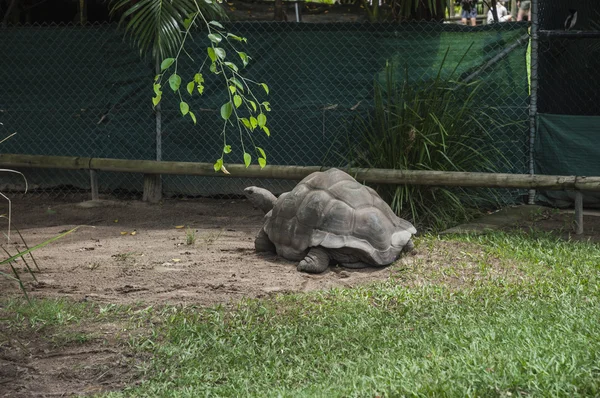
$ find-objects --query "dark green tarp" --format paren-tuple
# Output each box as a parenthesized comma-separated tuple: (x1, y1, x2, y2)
(535, 113, 600, 208)
(0, 22, 529, 196)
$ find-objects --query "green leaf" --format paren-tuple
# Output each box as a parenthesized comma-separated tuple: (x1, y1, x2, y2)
(250, 116, 258, 129)
(238, 52, 249, 67)
(153, 83, 162, 95)
(233, 95, 242, 108)
(220, 102, 233, 120)
(229, 85, 236, 94)
(241, 118, 252, 129)
(249, 101, 257, 112)
(197, 83, 205, 95)
(194, 73, 204, 83)
(256, 147, 266, 159)
(208, 33, 222, 43)
(257, 113, 267, 127)
(214, 158, 223, 172)
(209, 20, 224, 29)
(180, 101, 189, 116)
(152, 94, 161, 107)
(262, 125, 271, 136)
(262, 101, 271, 111)
(230, 78, 244, 92)
(183, 16, 193, 30)
(168, 74, 181, 92)
(258, 157, 266, 168)
(187, 81, 195, 95)
(161, 58, 175, 71)
(227, 33, 246, 42)
(189, 111, 197, 125)
(243, 152, 251, 168)
(214, 47, 226, 60)
(224, 62, 238, 72)
(209, 63, 217, 73)
(223, 145, 232, 154)
(260, 83, 269, 95)
(207, 47, 216, 62)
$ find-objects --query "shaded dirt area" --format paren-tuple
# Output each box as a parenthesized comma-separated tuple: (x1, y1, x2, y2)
(0, 195, 413, 306)
(2, 197, 599, 307)
(0, 319, 144, 397)
(1, 196, 599, 397)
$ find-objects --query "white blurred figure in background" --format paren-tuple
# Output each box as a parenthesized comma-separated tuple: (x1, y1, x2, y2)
(487, 1, 512, 24)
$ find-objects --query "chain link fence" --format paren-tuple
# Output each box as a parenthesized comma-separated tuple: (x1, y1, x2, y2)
(533, 0, 600, 207)
(0, 20, 530, 201)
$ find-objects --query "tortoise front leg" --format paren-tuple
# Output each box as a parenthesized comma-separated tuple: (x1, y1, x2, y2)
(297, 247, 330, 274)
(255, 229, 276, 253)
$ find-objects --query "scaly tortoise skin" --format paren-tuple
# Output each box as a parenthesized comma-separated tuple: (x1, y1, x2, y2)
(244, 168, 416, 274)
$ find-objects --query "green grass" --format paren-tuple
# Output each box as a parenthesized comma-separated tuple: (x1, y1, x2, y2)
(3, 231, 600, 397)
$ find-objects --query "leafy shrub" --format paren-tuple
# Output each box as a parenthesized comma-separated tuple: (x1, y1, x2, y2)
(341, 52, 507, 231)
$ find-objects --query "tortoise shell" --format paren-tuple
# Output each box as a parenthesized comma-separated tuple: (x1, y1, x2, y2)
(262, 168, 416, 265)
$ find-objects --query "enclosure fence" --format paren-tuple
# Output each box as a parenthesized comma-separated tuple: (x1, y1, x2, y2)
(532, 0, 600, 208)
(1, 20, 531, 200)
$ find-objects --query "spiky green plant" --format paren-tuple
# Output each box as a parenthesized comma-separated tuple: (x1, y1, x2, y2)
(0, 227, 78, 302)
(0, 132, 79, 301)
(345, 50, 507, 231)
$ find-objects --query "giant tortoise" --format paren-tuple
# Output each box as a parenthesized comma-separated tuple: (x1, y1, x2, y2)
(244, 168, 416, 273)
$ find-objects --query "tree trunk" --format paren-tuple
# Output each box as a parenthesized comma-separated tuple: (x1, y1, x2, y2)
(274, 0, 287, 21)
(2, 0, 19, 27)
(490, 0, 499, 23)
(412, 0, 445, 21)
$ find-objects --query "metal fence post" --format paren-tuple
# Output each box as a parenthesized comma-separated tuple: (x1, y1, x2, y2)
(143, 59, 163, 203)
(527, 0, 539, 205)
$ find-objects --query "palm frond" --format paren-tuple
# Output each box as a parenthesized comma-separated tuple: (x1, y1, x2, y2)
(110, 0, 227, 60)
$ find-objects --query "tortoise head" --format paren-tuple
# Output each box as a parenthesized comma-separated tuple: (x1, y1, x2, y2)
(244, 186, 277, 214)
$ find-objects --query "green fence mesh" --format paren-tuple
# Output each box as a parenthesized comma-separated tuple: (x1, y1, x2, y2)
(0, 21, 530, 199)
(534, 0, 600, 207)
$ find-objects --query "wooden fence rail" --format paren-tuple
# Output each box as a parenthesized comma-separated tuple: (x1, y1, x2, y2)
(1, 153, 599, 191)
(0, 153, 591, 234)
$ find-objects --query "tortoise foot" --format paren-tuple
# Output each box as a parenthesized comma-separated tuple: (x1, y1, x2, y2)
(297, 247, 330, 274)
(255, 229, 276, 253)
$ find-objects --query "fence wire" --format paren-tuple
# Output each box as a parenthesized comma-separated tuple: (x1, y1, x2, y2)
(532, 0, 600, 207)
(0, 20, 530, 202)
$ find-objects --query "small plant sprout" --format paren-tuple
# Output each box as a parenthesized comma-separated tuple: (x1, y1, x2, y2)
(185, 227, 197, 246)
(202, 229, 223, 245)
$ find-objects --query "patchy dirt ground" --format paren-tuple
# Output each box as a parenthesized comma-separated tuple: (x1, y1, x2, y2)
(0, 195, 418, 306)
(1, 195, 599, 397)
(1, 196, 599, 305)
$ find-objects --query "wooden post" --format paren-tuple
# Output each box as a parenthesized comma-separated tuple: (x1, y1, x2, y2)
(89, 170, 99, 201)
(143, 174, 162, 203)
(574, 191, 583, 235)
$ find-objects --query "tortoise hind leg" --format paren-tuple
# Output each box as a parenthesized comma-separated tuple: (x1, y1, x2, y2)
(255, 229, 276, 253)
(297, 247, 330, 274)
